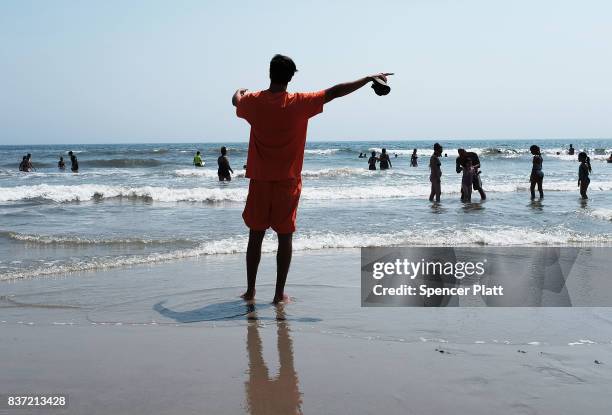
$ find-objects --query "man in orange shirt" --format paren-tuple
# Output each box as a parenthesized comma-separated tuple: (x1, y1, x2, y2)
(233, 54, 391, 304)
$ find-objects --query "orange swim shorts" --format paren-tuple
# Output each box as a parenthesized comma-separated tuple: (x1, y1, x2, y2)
(242, 177, 302, 234)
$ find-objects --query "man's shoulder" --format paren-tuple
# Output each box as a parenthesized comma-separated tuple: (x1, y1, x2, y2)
(243, 90, 265, 100)
(290, 90, 326, 100)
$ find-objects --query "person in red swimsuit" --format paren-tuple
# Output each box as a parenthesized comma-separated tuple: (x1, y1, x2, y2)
(233, 54, 391, 303)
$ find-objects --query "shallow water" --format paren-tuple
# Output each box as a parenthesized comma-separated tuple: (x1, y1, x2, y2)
(1, 139, 611, 280)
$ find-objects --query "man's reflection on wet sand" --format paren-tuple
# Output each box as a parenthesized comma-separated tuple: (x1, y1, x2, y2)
(245, 306, 302, 415)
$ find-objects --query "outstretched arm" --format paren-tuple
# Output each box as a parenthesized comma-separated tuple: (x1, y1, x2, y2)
(324, 73, 393, 103)
(232, 88, 248, 107)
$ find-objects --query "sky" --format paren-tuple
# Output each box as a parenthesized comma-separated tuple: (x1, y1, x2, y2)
(0, 0, 611, 144)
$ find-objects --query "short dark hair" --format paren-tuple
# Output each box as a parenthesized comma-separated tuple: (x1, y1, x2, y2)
(220, 146, 227, 156)
(269, 54, 297, 84)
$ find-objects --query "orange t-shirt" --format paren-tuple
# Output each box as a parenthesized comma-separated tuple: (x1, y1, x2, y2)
(236, 90, 325, 181)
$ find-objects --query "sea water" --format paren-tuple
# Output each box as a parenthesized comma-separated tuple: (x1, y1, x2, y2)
(1, 139, 611, 281)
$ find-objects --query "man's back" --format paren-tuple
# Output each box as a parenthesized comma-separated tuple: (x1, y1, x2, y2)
(237, 90, 325, 181)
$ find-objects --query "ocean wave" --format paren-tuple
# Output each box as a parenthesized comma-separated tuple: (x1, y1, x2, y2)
(84, 158, 164, 168)
(589, 209, 612, 222)
(173, 169, 246, 178)
(1, 162, 56, 169)
(304, 149, 341, 155)
(2, 227, 611, 281)
(2, 181, 612, 203)
(0, 184, 247, 203)
(0, 231, 193, 247)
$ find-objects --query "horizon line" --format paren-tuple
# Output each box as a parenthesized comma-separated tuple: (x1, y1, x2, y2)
(1, 137, 611, 147)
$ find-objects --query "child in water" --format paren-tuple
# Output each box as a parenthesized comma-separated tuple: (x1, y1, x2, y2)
(461, 159, 474, 202)
(529, 145, 544, 199)
(577, 152, 591, 199)
(367, 151, 378, 170)
(58, 156, 65, 170)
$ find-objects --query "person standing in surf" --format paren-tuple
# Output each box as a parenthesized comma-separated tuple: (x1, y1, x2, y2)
(233, 53, 391, 303)
(410, 149, 418, 167)
(68, 151, 79, 173)
(217, 146, 234, 181)
(379, 148, 392, 170)
(193, 151, 204, 167)
(367, 151, 378, 170)
(577, 152, 591, 199)
(461, 159, 475, 203)
(456, 149, 486, 200)
(429, 143, 443, 203)
(529, 145, 544, 200)
(18, 156, 28, 172)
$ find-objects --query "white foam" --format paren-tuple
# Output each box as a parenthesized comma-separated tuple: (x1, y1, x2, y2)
(0, 231, 189, 246)
(304, 149, 340, 155)
(589, 209, 612, 221)
(2, 180, 612, 204)
(173, 169, 246, 178)
(2, 226, 610, 281)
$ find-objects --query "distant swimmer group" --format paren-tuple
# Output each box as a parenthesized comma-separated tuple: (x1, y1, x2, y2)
(367, 148, 393, 171)
(362, 141, 601, 203)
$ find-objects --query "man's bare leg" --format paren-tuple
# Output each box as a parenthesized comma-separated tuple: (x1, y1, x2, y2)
(242, 230, 265, 301)
(273, 233, 293, 304)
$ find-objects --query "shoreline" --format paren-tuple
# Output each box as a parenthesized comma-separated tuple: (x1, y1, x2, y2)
(2, 250, 612, 414)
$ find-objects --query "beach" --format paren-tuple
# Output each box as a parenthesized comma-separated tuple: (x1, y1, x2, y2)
(2, 139, 612, 413)
(2, 249, 612, 414)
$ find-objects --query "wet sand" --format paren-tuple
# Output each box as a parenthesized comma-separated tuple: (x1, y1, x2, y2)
(2, 250, 612, 414)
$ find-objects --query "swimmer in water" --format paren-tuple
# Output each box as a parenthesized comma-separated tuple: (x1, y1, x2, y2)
(25, 153, 33, 171)
(529, 145, 543, 200)
(193, 151, 204, 167)
(18, 156, 27, 172)
(461, 159, 474, 203)
(379, 148, 392, 170)
(218, 146, 234, 181)
(368, 151, 378, 170)
(410, 149, 418, 167)
(58, 156, 65, 170)
(456, 148, 486, 200)
(68, 151, 79, 172)
(577, 152, 591, 199)
(429, 143, 443, 203)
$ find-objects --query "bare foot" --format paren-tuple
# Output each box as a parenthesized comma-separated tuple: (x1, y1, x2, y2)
(272, 293, 290, 304)
(241, 290, 255, 301)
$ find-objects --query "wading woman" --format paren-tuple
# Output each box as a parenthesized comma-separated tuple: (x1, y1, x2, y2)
(429, 143, 443, 203)
(529, 145, 544, 200)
